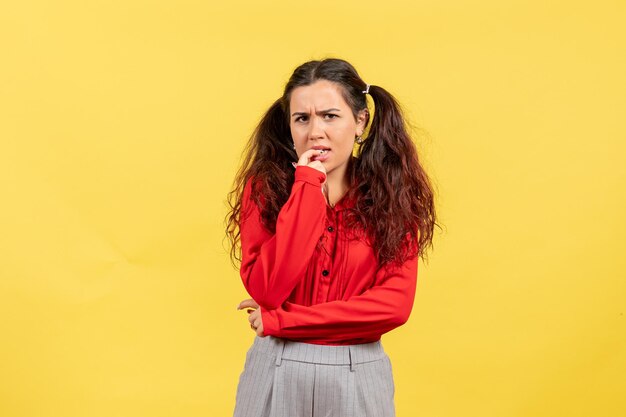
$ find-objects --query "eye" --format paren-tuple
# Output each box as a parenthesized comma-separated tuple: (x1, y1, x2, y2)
(294, 114, 337, 123)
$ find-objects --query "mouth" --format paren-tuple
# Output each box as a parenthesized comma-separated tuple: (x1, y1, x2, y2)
(312, 148, 331, 162)
(311, 146, 331, 154)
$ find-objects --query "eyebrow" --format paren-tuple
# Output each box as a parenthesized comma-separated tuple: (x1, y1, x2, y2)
(291, 108, 341, 118)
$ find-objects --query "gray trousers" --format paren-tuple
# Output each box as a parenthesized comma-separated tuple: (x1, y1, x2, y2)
(233, 335, 396, 417)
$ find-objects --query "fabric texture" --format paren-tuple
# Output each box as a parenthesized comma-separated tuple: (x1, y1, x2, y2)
(239, 164, 419, 345)
(232, 335, 396, 417)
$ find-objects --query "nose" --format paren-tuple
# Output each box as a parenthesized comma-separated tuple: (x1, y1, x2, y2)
(308, 115, 325, 140)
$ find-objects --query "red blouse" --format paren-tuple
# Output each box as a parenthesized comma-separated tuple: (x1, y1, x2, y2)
(239, 164, 419, 345)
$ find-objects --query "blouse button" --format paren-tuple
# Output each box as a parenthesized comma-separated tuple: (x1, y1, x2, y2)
(327, 226, 334, 232)
(322, 269, 329, 276)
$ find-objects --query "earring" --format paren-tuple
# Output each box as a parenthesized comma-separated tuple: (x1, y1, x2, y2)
(292, 142, 296, 149)
(355, 135, 363, 144)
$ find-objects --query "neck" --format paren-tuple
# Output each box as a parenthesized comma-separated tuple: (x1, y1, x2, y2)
(324, 157, 353, 207)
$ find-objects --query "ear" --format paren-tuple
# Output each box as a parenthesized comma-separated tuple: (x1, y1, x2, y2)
(356, 109, 369, 136)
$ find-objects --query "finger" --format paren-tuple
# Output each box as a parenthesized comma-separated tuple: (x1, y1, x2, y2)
(237, 299, 259, 309)
(238, 298, 254, 304)
(255, 319, 264, 336)
(307, 164, 327, 187)
(309, 160, 327, 180)
(297, 148, 325, 166)
(309, 160, 324, 170)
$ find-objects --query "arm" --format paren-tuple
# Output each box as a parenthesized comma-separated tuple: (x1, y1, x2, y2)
(260, 240, 419, 344)
(240, 165, 327, 310)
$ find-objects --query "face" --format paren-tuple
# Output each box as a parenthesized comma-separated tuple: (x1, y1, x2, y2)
(289, 79, 367, 178)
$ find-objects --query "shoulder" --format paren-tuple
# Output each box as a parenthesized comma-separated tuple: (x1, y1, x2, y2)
(242, 175, 267, 213)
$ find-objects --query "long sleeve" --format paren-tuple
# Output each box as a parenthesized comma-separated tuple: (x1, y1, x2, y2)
(260, 240, 419, 344)
(240, 165, 328, 310)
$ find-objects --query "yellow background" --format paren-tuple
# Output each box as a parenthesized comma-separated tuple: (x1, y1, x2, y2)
(1, 1, 624, 416)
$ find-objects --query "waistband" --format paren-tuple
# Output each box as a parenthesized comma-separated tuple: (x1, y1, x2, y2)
(250, 335, 387, 372)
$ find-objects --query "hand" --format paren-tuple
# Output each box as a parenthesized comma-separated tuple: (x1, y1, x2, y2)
(295, 149, 327, 183)
(237, 298, 265, 337)
(292, 148, 329, 201)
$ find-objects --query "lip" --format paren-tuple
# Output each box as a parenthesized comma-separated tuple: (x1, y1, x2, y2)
(311, 145, 331, 150)
(312, 149, 331, 162)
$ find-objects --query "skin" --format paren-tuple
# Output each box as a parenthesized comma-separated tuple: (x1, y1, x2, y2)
(237, 79, 368, 336)
(290, 79, 368, 206)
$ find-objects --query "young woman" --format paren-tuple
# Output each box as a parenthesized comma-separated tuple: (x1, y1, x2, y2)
(225, 57, 437, 417)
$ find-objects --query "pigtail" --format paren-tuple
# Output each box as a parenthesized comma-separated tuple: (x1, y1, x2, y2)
(355, 85, 436, 265)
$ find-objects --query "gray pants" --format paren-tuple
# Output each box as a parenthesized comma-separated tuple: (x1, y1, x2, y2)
(233, 335, 396, 417)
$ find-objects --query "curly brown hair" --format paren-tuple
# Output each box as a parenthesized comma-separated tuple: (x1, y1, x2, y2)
(224, 58, 439, 270)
